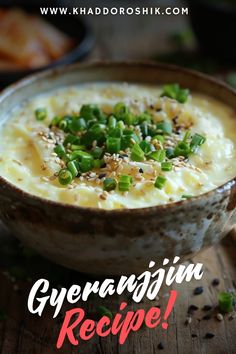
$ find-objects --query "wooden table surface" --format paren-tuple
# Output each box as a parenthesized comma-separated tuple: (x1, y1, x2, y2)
(0, 228, 235, 354)
(0, 2, 236, 353)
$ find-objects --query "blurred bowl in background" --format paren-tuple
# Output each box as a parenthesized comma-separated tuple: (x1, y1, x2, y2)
(0, 2, 94, 87)
(188, 0, 236, 63)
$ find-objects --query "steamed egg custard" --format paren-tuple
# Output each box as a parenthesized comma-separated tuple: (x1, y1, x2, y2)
(0, 82, 236, 209)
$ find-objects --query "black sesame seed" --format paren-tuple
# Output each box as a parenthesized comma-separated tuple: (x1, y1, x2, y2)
(202, 314, 211, 320)
(191, 334, 198, 338)
(193, 286, 203, 295)
(188, 305, 199, 314)
(98, 173, 106, 179)
(204, 332, 215, 339)
(139, 168, 144, 173)
(157, 342, 164, 350)
(202, 305, 213, 311)
(212, 278, 220, 286)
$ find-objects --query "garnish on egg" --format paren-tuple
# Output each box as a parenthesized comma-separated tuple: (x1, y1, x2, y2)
(34, 87, 206, 193)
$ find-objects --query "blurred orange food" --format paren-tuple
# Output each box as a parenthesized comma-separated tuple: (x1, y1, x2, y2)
(0, 8, 75, 70)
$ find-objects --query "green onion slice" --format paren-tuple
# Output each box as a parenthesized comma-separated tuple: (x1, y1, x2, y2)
(35, 108, 47, 121)
(58, 169, 73, 185)
(155, 176, 167, 189)
(103, 178, 117, 191)
(161, 162, 172, 171)
(131, 143, 145, 162)
(218, 292, 234, 313)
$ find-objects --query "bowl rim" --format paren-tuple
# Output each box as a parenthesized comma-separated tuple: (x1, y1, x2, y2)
(0, 60, 236, 215)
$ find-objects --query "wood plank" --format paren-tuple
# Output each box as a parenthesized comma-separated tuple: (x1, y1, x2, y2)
(0, 227, 235, 354)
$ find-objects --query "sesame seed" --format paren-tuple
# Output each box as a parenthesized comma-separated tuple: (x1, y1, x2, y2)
(185, 316, 192, 325)
(41, 176, 49, 182)
(216, 313, 224, 321)
(99, 193, 107, 200)
(12, 159, 22, 166)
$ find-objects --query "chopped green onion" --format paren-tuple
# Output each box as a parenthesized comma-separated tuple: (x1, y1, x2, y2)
(35, 108, 47, 121)
(80, 104, 104, 121)
(166, 148, 175, 159)
(174, 142, 191, 158)
(156, 121, 172, 135)
(148, 125, 157, 137)
(121, 135, 132, 150)
(93, 159, 102, 169)
(131, 143, 145, 162)
(79, 155, 94, 172)
(139, 140, 152, 154)
(50, 115, 61, 126)
(106, 137, 121, 154)
(91, 147, 104, 159)
(177, 88, 189, 104)
(182, 194, 193, 199)
(103, 178, 117, 191)
(70, 144, 86, 151)
(161, 162, 172, 171)
(148, 149, 166, 162)
(138, 112, 152, 123)
(183, 130, 191, 143)
(59, 119, 68, 131)
(70, 118, 87, 132)
(81, 131, 96, 147)
(153, 135, 165, 143)
(160, 83, 189, 103)
(118, 175, 132, 192)
(63, 134, 80, 146)
(124, 112, 136, 126)
(54, 144, 66, 158)
(67, 161, 78, 178)
(108, 116, 117, 129)
(140, 122, 149, 138)
(190, 133, 206, 151)
(89, 124, 106, 143)
(72, 150, 92, 160)
(155, 175, 167, 189)
(114, 102, 129, 120)
(58, 169, 73, 185)
(161, 83, 179, 99)
(117, 120, 125, 130)
(109, 127, 123, 138)
(218, 292, 234, 313)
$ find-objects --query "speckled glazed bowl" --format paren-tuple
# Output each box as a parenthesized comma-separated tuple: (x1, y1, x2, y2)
(0, 62, 235, 275)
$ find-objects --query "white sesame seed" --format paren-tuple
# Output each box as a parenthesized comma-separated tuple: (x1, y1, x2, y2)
(216, 313, 224, 321)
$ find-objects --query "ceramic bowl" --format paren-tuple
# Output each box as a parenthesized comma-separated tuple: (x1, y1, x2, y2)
(0, 62, 235, 275)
